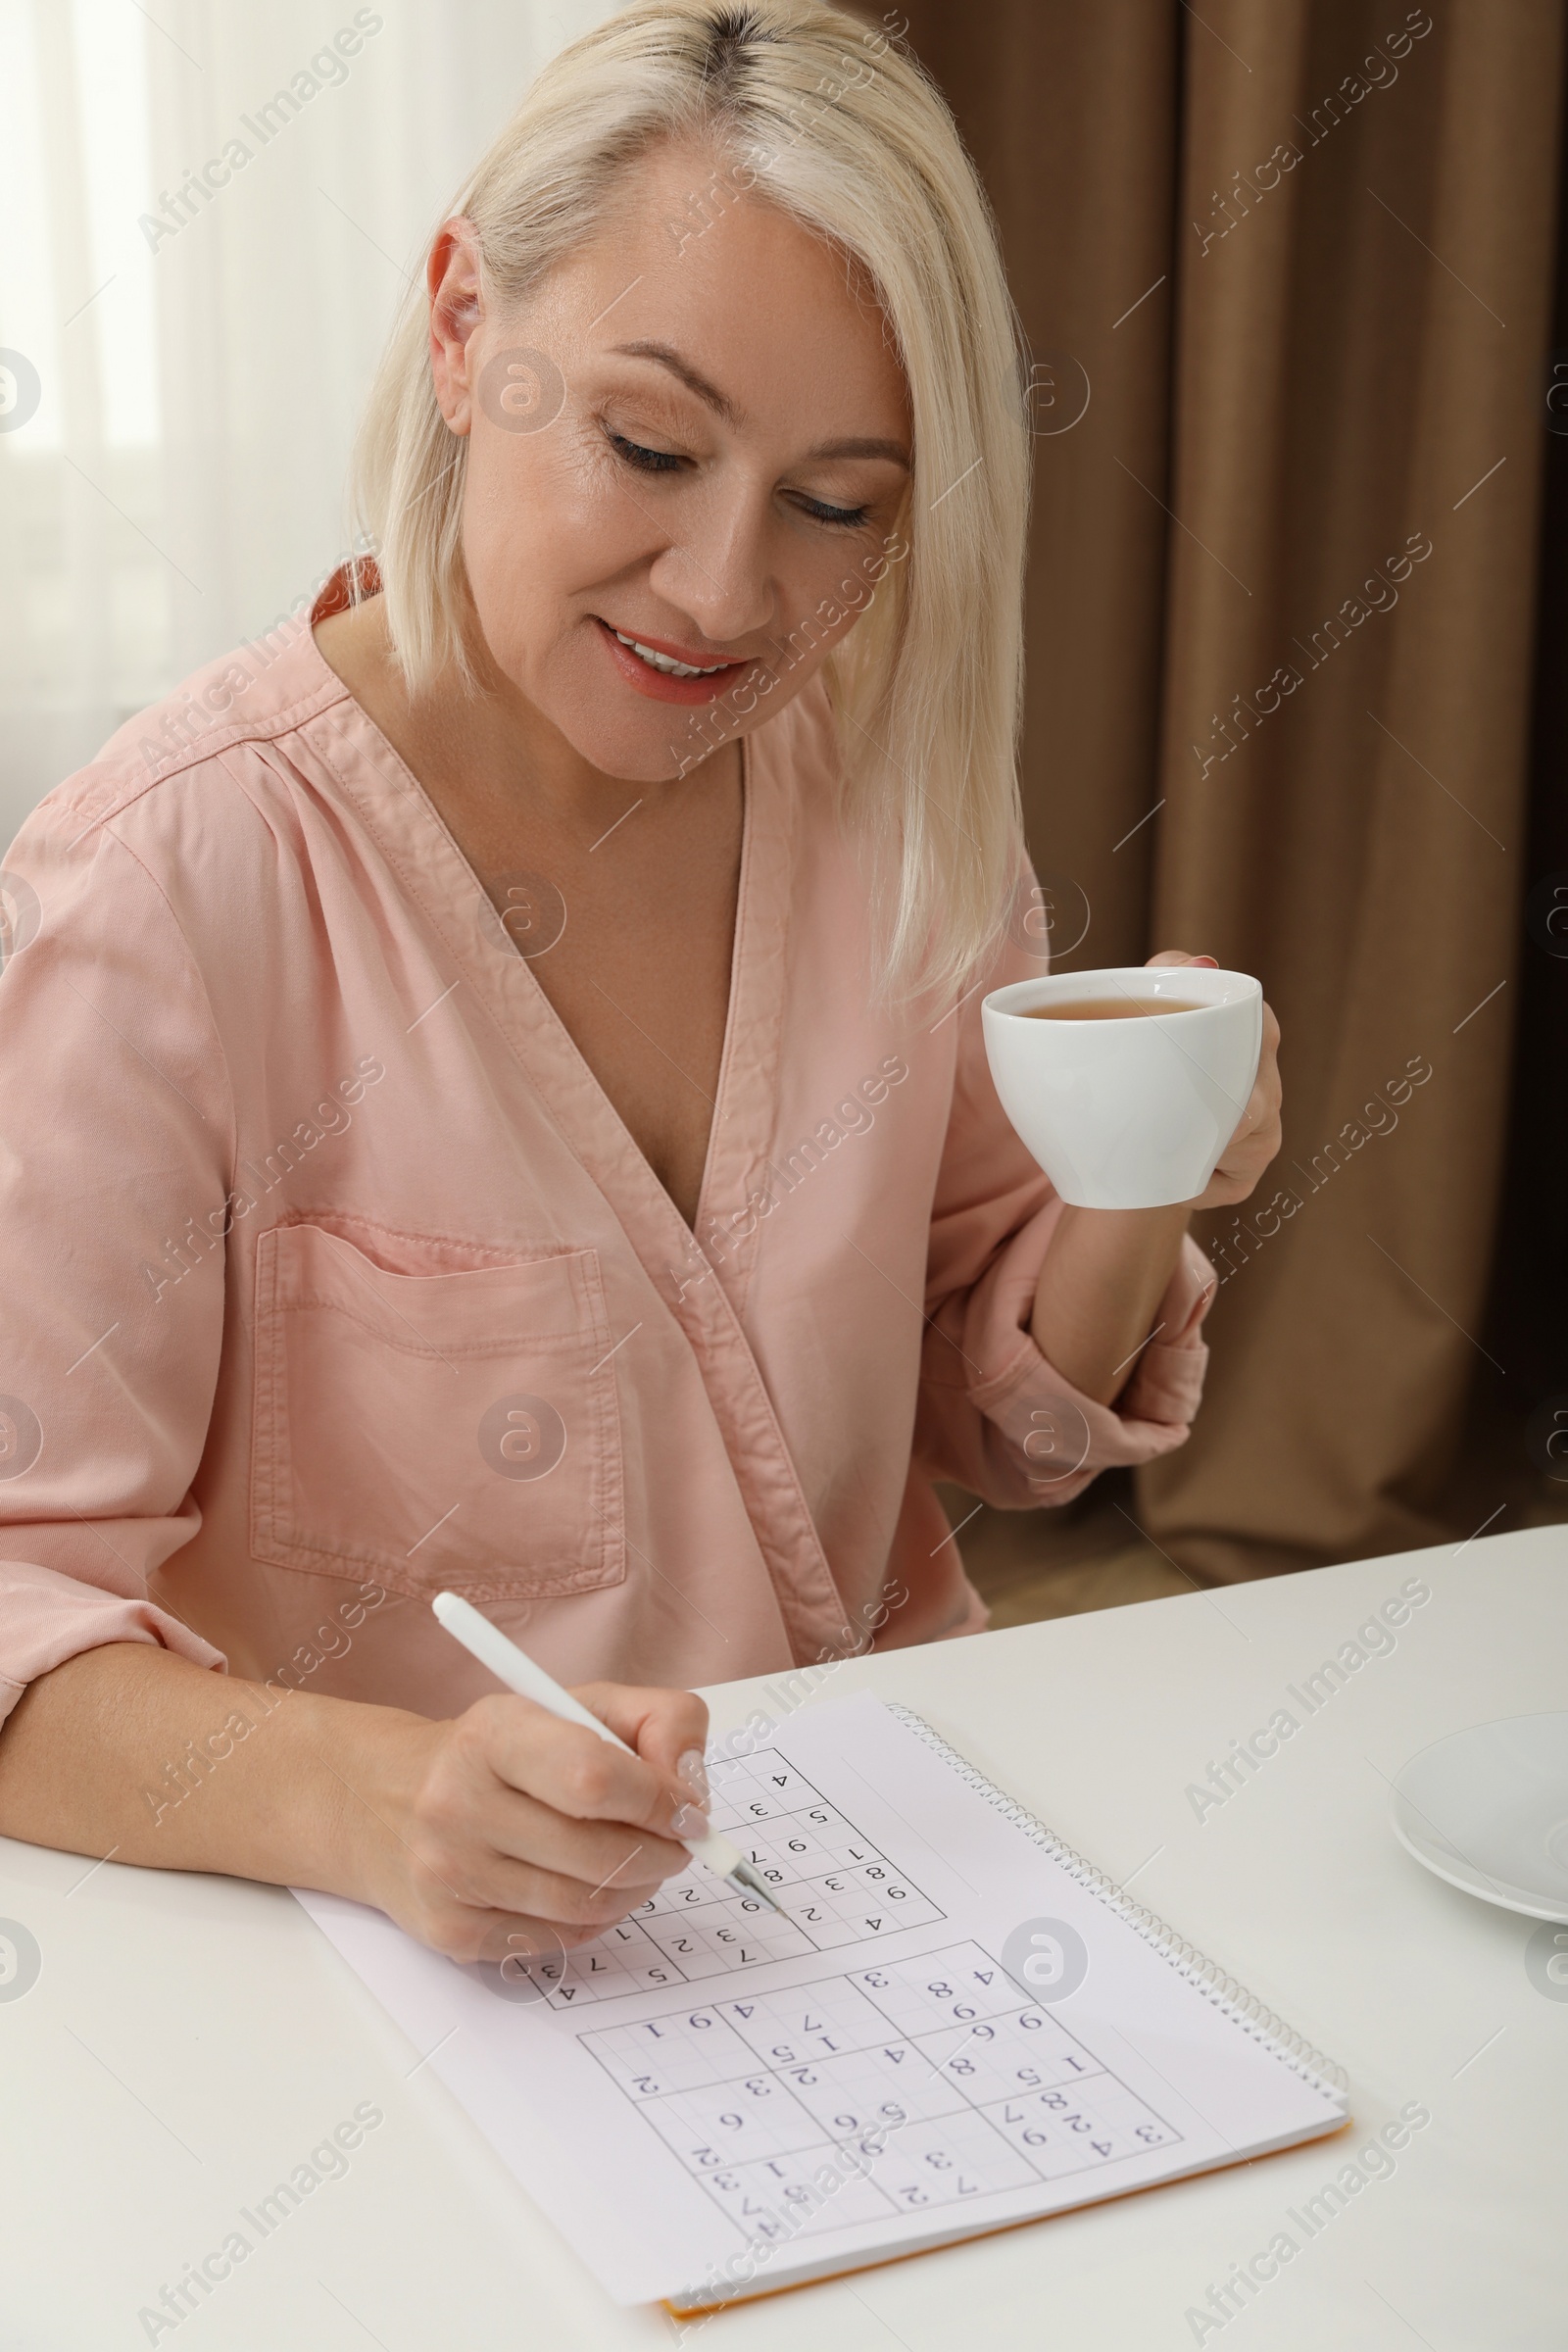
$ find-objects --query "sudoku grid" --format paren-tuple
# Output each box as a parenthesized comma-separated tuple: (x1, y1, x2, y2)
(580, 1941, 1184, 2243)
(510, 1752, 946, 2009)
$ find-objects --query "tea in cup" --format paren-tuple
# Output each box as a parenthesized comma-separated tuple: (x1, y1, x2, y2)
(981, 966, 1263, 1208)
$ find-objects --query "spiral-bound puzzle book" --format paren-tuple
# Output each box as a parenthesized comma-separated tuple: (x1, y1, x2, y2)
(296, 1692, 1349, 2309)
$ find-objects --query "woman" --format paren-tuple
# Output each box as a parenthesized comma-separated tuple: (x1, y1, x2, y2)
(0, 0, 1279, 1966)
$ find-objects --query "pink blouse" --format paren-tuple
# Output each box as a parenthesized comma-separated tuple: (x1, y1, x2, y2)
(0, 601, 1212, 1725)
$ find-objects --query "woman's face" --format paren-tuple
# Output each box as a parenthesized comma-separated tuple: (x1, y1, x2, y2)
(428, 141, 913, 782)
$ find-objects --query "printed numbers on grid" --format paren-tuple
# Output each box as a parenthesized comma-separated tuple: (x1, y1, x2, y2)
(525, 1753, 948, 2006)
(579, 1943, 1185, 2244)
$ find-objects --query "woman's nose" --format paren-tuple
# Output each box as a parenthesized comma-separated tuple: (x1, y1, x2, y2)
(648, 490, 778, 650)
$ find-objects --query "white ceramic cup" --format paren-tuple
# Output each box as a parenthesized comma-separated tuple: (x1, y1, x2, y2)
(981, 965, 1263, 1209)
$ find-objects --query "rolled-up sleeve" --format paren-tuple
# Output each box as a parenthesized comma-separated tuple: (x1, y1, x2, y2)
(0, 793, 231, 1722)
(912, 925, 1215, 1510)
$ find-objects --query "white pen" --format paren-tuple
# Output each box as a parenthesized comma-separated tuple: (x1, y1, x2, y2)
(430, 1591, 786, 1915)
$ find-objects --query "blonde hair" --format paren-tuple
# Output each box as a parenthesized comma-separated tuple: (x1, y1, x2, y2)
(351, 0, 1030, 998)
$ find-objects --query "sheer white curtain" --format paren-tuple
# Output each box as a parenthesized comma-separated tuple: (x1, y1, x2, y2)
(0, 0, 616, 848)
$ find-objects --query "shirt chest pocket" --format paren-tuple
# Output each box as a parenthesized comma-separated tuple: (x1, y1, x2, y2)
(251, 1221, 625, 1603)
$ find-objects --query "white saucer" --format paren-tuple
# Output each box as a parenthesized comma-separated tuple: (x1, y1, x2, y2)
(1390, 1713, 1568, 1922)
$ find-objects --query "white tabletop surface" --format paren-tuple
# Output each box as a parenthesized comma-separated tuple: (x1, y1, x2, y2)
(2, 1523, 1564, 2350)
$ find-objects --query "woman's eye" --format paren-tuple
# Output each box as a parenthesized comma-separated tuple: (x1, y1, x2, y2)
(607, 428, 682, 474)
(795, 494, 870, 530)
(604, 426, 867, 528)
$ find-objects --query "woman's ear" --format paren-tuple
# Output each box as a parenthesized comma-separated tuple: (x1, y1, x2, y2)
(428, 218, 486, 435)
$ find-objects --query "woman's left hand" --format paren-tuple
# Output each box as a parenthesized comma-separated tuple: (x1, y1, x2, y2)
(1147, 951, 1282, 1209)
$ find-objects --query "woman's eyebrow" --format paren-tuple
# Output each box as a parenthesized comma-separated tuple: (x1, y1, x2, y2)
(612, 340, 742, 422)
(610, 339, 911, 468)
(808, 435, 910, 469)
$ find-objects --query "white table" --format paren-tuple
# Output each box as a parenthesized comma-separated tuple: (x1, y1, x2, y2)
(2, 1526, 1564, 2350)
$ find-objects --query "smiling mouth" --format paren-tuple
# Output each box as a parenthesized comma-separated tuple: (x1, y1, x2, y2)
(596, 615, 753, 674)
(592, 615, 759, 707)
(610, 628, 736, 679)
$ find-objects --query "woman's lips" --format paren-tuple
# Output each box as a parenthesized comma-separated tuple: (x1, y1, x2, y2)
(593, 616, 759, 706)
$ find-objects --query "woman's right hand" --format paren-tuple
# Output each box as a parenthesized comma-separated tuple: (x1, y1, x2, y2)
(361, 1680, 711, 1968)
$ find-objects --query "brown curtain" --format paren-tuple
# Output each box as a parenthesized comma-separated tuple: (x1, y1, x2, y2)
(888, 1, 1567, 1580)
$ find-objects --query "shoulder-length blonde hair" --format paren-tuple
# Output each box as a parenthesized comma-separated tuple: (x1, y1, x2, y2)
(352, 0, 1031, 1000)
